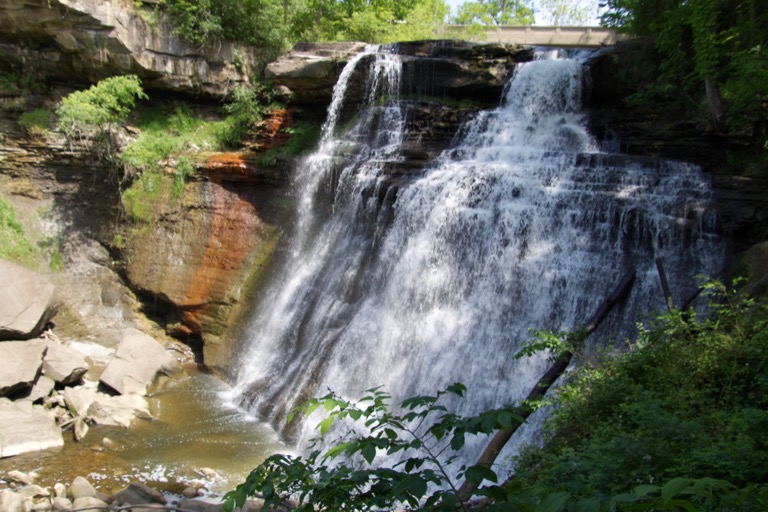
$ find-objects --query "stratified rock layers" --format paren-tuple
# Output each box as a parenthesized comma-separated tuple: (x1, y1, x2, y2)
(0, 0, 259, 97)
(122, 163, 283, 372)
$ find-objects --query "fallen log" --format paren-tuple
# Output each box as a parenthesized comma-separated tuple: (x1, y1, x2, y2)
(655, 258, 675, 310)
(456, 270, 636, 501)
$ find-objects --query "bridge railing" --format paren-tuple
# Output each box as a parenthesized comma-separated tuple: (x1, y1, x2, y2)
(445, 25, 629, 48)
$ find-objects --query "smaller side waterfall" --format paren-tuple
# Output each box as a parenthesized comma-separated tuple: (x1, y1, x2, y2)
(231, 48, 726, 461)
(230, 46, 408, 431)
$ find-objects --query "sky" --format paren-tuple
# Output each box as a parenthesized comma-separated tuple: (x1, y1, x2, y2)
(443, 0, 603, 26)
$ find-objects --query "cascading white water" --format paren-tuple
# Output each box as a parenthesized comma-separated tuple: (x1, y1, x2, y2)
(231, 49, 725, 457)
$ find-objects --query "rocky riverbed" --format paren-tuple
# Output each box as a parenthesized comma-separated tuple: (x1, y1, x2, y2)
(0, 254, 286, 511)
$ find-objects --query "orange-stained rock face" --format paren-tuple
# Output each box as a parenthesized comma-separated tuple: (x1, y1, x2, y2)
(122, 108, 298, 372)
(253, 108, 295, 151)
(178, 181, 264, 331)
(124, 168, 284, 372)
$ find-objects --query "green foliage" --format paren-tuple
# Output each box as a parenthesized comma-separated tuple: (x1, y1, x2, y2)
(600, 0, 768, 140)
(483, 477, 768, 512)
(219, 85, 265, 147)
(17, 108, 51, 136)
(0, 71, 20, 95)
(225, 277, 768, 509)
(56, 75, 147, 142)
(452, 0, 534, 26)
(121, 102, 226, 174)
(224, 383, 526, 511)
(159, 0, 223, 46)
(515, 280, 768, 497)
(0, 193, 38, 267)
(0, 70, 48, 112)
(121, 171, 166, 223)
(173, 156, 195, 198)
(225, 323, 768, 510)
(260, 121, 321, 167)
(722, 45, 768, 144)
(159, 0, 453, 47)
(158, 0, 284, 50)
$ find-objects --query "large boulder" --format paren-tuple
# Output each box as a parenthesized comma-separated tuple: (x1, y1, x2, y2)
(265, 42, 368, 104)
(99, 328, 179, 395)
(0, 259, 57, 341)
(86, 393, 151, 427)
(62, 386, 99, 419)
(0, 398, 64, 457)
(25, 375, 56, 403)
(0, 0, 261, 98)
(42, 343, 88, 385)
(62, 386, 150, 428)
(112, 483, 166, 507)
(0, 340, 47, 396)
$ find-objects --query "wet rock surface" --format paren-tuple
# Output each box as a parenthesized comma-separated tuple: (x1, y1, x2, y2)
(99, 328, 181, 395)
(0, 399, 63, 458)
(0, 473, 270, 512)
(267, 40, 532, 105)
(586, 41, 768, 251)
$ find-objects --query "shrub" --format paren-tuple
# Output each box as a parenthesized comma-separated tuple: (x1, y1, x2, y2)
(224, 384, 524, 512)
(260, 121, 321, 167)
(0, 194, 38, 267)
(219, 85, 265, 147)
(515, 280, 768, 494)
(121, 103, 226, 174)
(56, 75, 147, 156)
(17, 108, 51, 136)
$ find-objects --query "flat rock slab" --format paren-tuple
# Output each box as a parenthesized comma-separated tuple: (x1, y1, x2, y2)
(42, 342, 88, 385)
(63, 386, 150, 428)
(0, 398, 63, 457)
(100, 328, 179, 395)
(87, 393, 151, 428)
(0, 259, 57, 341)
(0, 340, 47, 397)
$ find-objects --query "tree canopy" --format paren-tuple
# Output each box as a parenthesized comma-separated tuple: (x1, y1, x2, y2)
(536, 0, 597, 26)
(601, 0, 768, 147)
(156, 0, 455, 50)
(452, 0, 534, 26)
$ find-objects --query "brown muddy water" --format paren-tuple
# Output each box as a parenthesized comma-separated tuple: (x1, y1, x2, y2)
(0, 371, 289, 496)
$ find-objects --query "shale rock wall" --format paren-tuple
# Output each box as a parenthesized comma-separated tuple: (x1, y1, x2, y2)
(0, 0, 260, 97)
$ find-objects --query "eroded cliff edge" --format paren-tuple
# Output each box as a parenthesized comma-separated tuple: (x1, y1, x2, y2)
(0, 0, 260, 97)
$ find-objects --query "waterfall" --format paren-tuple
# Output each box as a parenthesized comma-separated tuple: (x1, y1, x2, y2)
(230, 48, 725, 456)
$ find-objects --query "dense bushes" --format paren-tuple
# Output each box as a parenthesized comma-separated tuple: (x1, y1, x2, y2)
(515, 280, 768, 498)
(55, 75, 147, 163)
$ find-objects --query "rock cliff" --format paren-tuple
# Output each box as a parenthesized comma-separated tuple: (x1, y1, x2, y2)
(266, 40, 532, 105)
(587, 41, 768, 251)
(121, 149, 289, 372)
(1, 7, 766, 377)
(0, 0, 259, 97)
